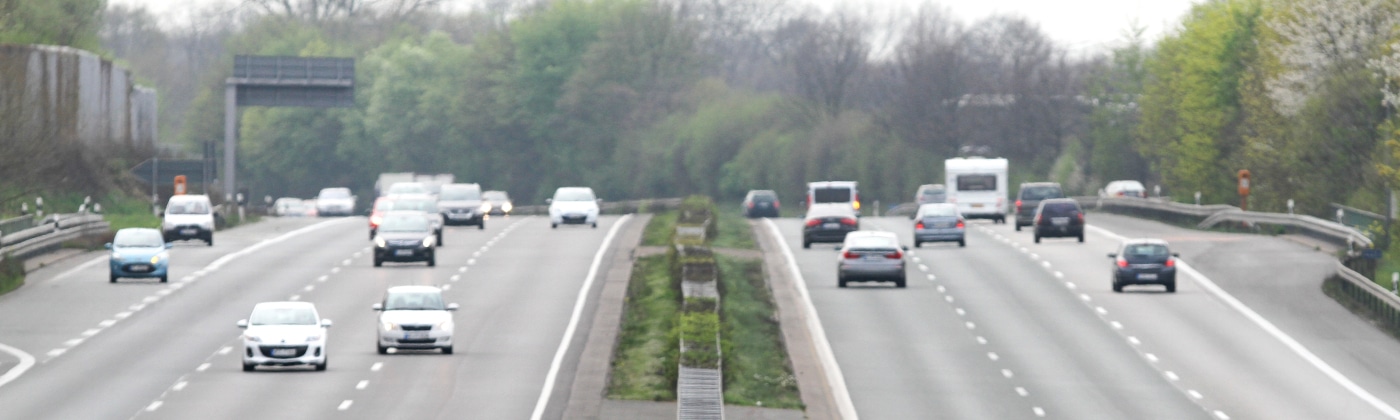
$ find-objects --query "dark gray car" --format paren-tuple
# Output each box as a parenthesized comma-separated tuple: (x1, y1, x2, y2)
(803, 203, 859, 249)
(1110, 239, 1179, 292)
(373, 211, 437, 267)
(438, 183, 485, 229)
(1015, 182, 1065, 231)
(837, 231, 907, 288)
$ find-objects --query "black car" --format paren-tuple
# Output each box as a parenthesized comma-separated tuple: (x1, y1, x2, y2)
(1032, 198, 1084, 243)
(373, 211, 438, 267)
(802, 203, 859, 249)
(1015, 182, 1065, 231)
(1109, 239, 1179, 292)
(742, 190, 781, 218)
(438, 183, 486, 229)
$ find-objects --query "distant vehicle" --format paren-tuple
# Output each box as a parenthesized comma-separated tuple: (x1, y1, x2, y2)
(807, 181, 860, 215)
(107, 228, 171, 283)
(1109, 239, 1179, 293)
(438, 183, 486, 229)
(1102, 180, 1148, 198)
(482, 190, 513, 216)
(373, 285, 459, 354)
(237, 301, 331, 372)
(913, 203, 965, 248)
(910, 184, 947, 219)
(1014, 182, 1065, 231)
(273, 197, 313, 217)
(375, 173, 415, 197)
(837, 231, 907, 288)
(315, 187, 356, 216)
(414, 174, 455, 195)
(742, 190, 781, 218)
(386, 182, 430, 196)
(802, 203, 859, 249)
(162, 194, 215, 246)
(368, 197, 394, 239)
(388, 194, 445, 245)
(548, 187, 600, 229)
(945, 157, 1007, 223)
(1032, 198, 1085, 244)
(372, 211, 438, 267)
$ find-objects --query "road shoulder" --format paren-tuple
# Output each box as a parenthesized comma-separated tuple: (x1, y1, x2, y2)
(752, 219, 839, 420)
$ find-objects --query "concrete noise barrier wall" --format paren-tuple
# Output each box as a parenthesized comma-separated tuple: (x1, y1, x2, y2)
(0, 44, 157, 148)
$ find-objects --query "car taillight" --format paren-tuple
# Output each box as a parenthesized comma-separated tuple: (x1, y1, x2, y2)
(805, 219, 822, 227)
(916, 221, 925, 229)
(774, 201, 781, 209)
(370, 215, 383, 226)
(885, 250, 903, 259)
(747, 202, 754, 209)
(1077, 213, 1084, 223)
(843, 251, 859, 259)
(853, 200, 861, 211)
(956, 220, 965, 228)
(1116, 258, 1128, 268)
(1165, 258, 1175, 267)
(1016, 199, 1022, 210)
(839, 218, 857, 226)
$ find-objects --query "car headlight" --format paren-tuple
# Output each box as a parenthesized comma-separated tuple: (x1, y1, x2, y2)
(374, 237, 387, 248)
(502, 203, 513, 212)
(111, 252, 122, 260)
(480, 203, 492, 213)
(150, 253, 166, 264)
(306, 335, 322, 342)
(381, 321, 398, 331)
(422, 236, 435, 247)
(436, 320, 454, 331)
(243, 334, 262, 343)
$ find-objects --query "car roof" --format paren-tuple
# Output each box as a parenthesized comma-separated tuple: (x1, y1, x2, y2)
(384, 210, 429, 217)
(169, 195, 210, 202)
(918, 203, 957, 211)
(387, 285, 442, 294)
(387, 193, 434, 200)
(918, 184, 944, 190)
(1122, 238, 1169, 246)
(809, 181, 857, 188)
(1020, 182, 1061, 188)
(442, 183, 480, 189)
(1040, 198, 1078, 204)
(845, 231, 897, 240)
(116, 227, 161, 234)
(253, 301, 315, 310)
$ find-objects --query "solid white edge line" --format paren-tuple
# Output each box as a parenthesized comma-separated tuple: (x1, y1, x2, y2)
(0, 342, 36, 389)
(763, 219, 860, 420)
(529, 214, 632, 420)
(46, 256, 107, 284)
(1086, 224, 1400, 419)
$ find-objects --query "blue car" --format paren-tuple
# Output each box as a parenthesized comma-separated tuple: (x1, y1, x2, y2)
(107, 228, 171, 283)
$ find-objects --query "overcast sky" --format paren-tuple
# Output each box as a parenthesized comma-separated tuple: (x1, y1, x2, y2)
(109, 0, 1203, 54)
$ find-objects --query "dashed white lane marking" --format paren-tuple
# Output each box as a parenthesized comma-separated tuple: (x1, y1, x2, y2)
(1214, 410, 1230, 419)
(331, 267, 341, 274)
(371, 362, 383, 372)
(218, 346, 232, 355)
(1145, 353, 1159, 363)
(1020, 247, 1029, 253)
(64, 339, 83, 346)
(196, 363, 210, 372)
(289, 295, 301, 301)
(926, 274, 936, 281)
(918, 264, 929, 272)
(1041, 261, 1051, 269)
(467, 259, 476, 265)
(181, 276, 196, 282)
(976, 336, 987, 345)
(318, 275, 328, 282)
(143, 296, 160, 303)
(1165, 371, 1180, 381)
(168, 283, 184, 290)
(46, 349, 65, 357)
(1054, 271, 1064, 279)
(1110, 321, 1123, 330)
(342, 259, 352, 266)
(1002, 369, 1014, 378)
(965, 322, 976, 330)
(304, 285, 315, 291)
(911, 256, 921, 263)
(1127, 336, 1141, 346)
(1079, 294, 1091, 302)
(936, 286, 946, 293)
(1095, 307, 1108, 315)
(98, 320, 116, 327)
(338, 400, 353, 411)
(1065, 282, 1077, 290)
(987, 352, 999, 361)
(129, 304, 145, 311)
(458, 267, 467, 273)
(145, 401, 163, 412)
(1034, 407, 1046, 417)
(1016, 386, 1028, 396)
(441, 284, 452, 291)
(353, 252, 361, 258)
(955, 308, 966, 316)
(945, 296, 954, 303)
(82, 329, 101, 337)
(356, 380, 369, 390)
(1189, 390, 1204, 399)
(473, 251, 481, 257)
(1030, 253, 1039, 260)
(173, 381, 188, 391)
(450, 275, 460, 282)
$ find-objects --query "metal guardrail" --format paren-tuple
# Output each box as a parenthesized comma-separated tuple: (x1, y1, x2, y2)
(1072, 196, 1374, 250)
(1329, 261, 1400, 335)
(0, 215, 37, 237)
(0, 214, 109, 263)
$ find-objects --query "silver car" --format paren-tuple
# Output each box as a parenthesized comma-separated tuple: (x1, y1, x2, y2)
(913, 203, 965, 247)
(837, 231, 907, 288)
(237, 302, 331, 371)
(374, 286, 458, 354)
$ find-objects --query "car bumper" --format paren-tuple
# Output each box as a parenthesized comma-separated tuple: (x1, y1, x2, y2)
(243, 343, 325, 366)
(378, 330, 453, 349)
(804, 228, 856, 243)
(109, 260, 168, 278)
(375, 247, 434, 262)
(552, 213, 597, 225)
(915, 229, 964, 242)
(1035, 225, 1083, 237)
(443, 211, 484, 225)
(1116, 269, 1176, 285)
(838, 263, 905, 280)
(162, 227, 211, 241)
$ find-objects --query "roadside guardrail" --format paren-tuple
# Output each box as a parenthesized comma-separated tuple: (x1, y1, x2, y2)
(0, 213, 109, 263)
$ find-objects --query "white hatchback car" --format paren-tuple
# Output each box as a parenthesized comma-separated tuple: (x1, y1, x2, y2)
(237, 302, 331, 371)
(374, 286, 458, 354)
(162, 194, 215, 246)
(548, 187, 600, 228)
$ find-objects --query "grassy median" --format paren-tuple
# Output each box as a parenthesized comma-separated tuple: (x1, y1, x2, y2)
(717, 254, 803, 409)
(608, 253, 680, 401)
(712, 204, 757, 250)
(641, 210, 678, 247)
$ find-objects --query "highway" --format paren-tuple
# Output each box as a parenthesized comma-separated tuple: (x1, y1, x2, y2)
(0, 215, 630, 420)
(765, 213, 1400, 420)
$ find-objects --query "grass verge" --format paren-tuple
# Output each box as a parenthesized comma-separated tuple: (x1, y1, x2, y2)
(607, 255, 680, 401)
(717, 254, 803, 409)
(712, 204, 757, 250)
(642, 210, 678, 247)
(0, 254, 23, 296)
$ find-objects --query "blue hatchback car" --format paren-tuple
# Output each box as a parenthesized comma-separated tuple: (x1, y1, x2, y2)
(107, 228, 171, 283)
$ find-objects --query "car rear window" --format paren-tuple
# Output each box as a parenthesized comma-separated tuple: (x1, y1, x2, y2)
(320, 188, 351, 199)
(812, 188, 851, 203)
(168, 200, 210, 215)
(846, 236, 895, 249)
(957, 175, 997, 191)
(1020, 186, 1064, 200)
(920, 204, 957, 217)
(1123, 244, 1170, 261)
(1041, 202, 1080, 215)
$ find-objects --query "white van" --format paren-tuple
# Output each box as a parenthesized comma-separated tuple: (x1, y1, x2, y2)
(162, 194, 216, 246)
(944, 157, 1007, 223)
(806, 181, 860, 215)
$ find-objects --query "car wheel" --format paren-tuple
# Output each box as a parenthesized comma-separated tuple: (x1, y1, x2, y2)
(442, 346, 453, 355)
(1166, 280, 1176, 293)
(592, 222, 598, 229)
(1015, 223, 1021, 231)
(1078, 233, 1085, 243)
(243, 362, 255, 372)
(160, 275, 168, 283)
(427, 256, 437, 267)
(803, 240, 811, 249)
(838, 278, 847, 288)
(206, 236, 214, 246)
(895, 276, 907, 288)
(315, 358, 327, 371)
(373, 258, 383, 268)
(377, 343, 387, 355)
(958, 239, 966, 247)
(478, 220, 485, 230)
(551, 223, 558, 229)
(110, 273, 118, 283)
(437, 232, 444, 247)
(1033, 234, 1041, 244)
(1112, 280, 1123, 293)
(914, 241, 921, 248)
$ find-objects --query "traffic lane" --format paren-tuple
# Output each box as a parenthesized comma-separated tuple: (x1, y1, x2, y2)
(1080, 213, 1400, 416)
(0, 216, 367, 419)
(0, 217, 341, 385)
(771, 219, 1045, 419)
(866, 217, 1205, 419)
(137, 218, 515, 420)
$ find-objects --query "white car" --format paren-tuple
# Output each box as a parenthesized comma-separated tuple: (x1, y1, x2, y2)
(1102, 180, 1148, 198)
(315, 187, 356, 216)
(548, 187, 600, 228)
(237, 302, 331, 371)
(374, 286, 458, 354)
(162, 195, 215, 246)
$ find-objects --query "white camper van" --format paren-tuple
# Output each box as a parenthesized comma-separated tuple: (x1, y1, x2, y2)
(945, 157, 1008, 223)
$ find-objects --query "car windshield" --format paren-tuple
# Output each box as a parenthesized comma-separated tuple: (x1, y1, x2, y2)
(388, 183, 428, 194)
(167, 200, 209, 215)
(751, 191, 777, 201)
(484, 191, 508, 200)
(374, 199, 393, 211)
(1021, 186, 1063, 200)
(113, 229, 163, 247)
(319, 188, 351, 199)
(846, 236, 896, 249)
(957, 175, 997, 191)
(391, 199, 437, 212)
(384, 291, 445, 310)
(249, 307, 318, 326)
(381, 215, 430, 232)
(1124, 244, 1170, 261)
(920, 204, 958, 218)
(812, 187, 851, 203)
(440, 187, 480, 201)
(554, 189, 595, 201)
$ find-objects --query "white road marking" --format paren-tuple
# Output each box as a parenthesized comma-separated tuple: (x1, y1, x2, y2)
(181, 276, 196, 282)
(926, 274, 936, 281)
(46, 349, 65, 357)
(145, 401, 163, 412)
(45, 256, 106, 284)
(98, 320, 116, 327)
(976, 336, 987, 345)
(1214, 410, 1230, 419)
(1079, 294, 1091, 302)
(473, 251, 481, 257)
(1016, 386, 1028, 396)
(987, 352, 999, 361)
(1030, 253, 1039, 260)
(168, 283, 185, 290)
(64, 339, 83, 347)
(965, 322, 976, 330)
(1110, 321, 1123, 330)
(353, 252, 361, 258)
(143, 296, 160, 303)
(467, 259, 476, 265)
(338, 400, 353, 411)
(1189, 389, 1203, 399)
(318, 275, 328, 282)
(289, 295, 301, 301)
(0, 343, 36, 389)
(450, 275, 460, 282)
(1165, 371, 1179, 381)
(531, 215, 635, 420)
(441, 284, 452, 291)
(1145, 353, 1158, 363)
(1127, 336, 1141, 346)
(459, 267, 467, 273)
(156, 289, 173, 296)
(1002, 369, 1014, 378)
(356, 380, 369, 390)
(196, 363, 210, 372)
(173, 381, 188, 391)
(758, 219, 859, 420)
(1095, 307, 1108, 315)
(342, 259, 352, 266)
(1034, 407, 1046, 417)
(331, 267, 341, 274)
(218, 346, 232, 355)
(371, 362, 383, 372)
(1041, 261, 1051, 269)
(936, 286, 946, 293)
(129, 304, 145, 311)
(304, 285, 315, 292)
(945, 296, 954, 303)
(82, 329, 101, 337)
(1065, 282, 1077, 290)
(918, 264, 929, 272)
(912, 256, 921, 263)
(1054, 271, 1064, 279)
(955, 308, 965, 316)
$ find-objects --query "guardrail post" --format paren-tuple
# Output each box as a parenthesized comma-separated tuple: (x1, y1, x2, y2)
(1392, 273, 1398, 295)
(1194, 192, 1201, 206)
(1288, 199, 1294, 215)
(1338, 208, 1345, 224)
(35, 197, 43, 220)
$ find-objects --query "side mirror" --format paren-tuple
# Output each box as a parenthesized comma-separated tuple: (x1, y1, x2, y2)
(901, 245, 909, 251)
(446, 303, 459, 311)
(1107, 253, 1117, 258)
(1172, 252, 1180, 257)
(321, 319, 333, 328)
(165, 243, 174, 249)
(546, 198, 553, 204)
(236, 319, 248, 329)
(371, 303, 383, 311)
(104, 243, 112, 250)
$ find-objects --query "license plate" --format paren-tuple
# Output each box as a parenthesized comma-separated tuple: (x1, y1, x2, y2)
(403, 331, 430, 340)
(448, 214, 468, 219)
(972, 203, 984, 208)
(1137, 273, 1158, 280)
(823, 223, 839, 229)
(129, 265, 151, 273)
(270, 348, 296, 357)
(1052, 217, 1069, 226)
(180, 229, 197, 235)
(394, 249, 414, 257)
